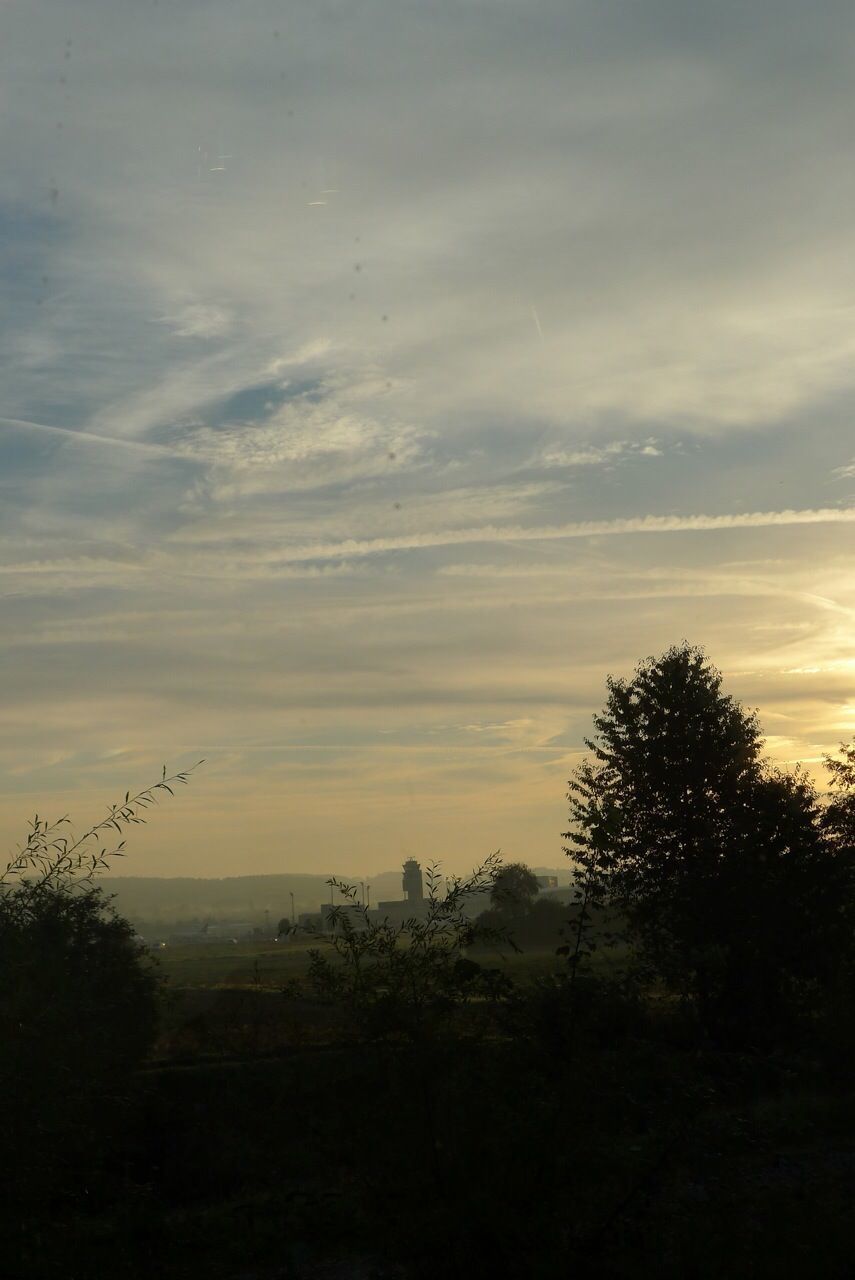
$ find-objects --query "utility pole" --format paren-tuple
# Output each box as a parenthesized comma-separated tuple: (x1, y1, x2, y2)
(366, 883, 371, 909)
(290, 891, 295, 926)
(360, 881, 365, 906)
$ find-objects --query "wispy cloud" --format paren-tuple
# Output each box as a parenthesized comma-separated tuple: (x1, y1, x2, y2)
(0, 416, 183, 457)
(3, 1, 855, 875)
(536, 439, 663, 469)
(161, 303, 234, 340)
(227, 507, 855, 564)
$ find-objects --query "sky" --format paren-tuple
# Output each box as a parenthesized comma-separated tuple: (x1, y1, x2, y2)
(2, 0, 855, 879)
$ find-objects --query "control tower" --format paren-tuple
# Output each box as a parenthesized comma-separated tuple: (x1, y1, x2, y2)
(402, 858, 424, 902)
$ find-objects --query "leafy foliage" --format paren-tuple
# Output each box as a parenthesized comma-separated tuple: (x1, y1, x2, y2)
(489, 860, 540, 912)
(7, 711, 855, 1278)
(0, 764, 201, 1205)
(2, 761, 204, 905)
(1, 881, 162, 1202)
(305, 853, 514, 1040)
(564, 644, 851, 1042)
(821, 740, 855, 854)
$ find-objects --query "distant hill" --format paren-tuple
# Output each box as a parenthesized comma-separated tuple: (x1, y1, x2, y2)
(102, 864, 572, 932)
(102, 870, 407, 929)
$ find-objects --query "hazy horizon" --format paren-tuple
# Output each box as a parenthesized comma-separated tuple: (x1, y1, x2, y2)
(3, 1, 855, 878)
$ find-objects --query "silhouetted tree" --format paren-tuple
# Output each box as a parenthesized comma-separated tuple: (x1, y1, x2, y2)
(813, 741, 855, 1072)
(513, 895, 569, 945)
(822, 741, 855, 854)
(490, 862, 539, 915)
(307, 855, 512, 1036)
(565, 644, 846, 1042)
(0, 882, 161, 1202)
(0, 764, 200, 1205)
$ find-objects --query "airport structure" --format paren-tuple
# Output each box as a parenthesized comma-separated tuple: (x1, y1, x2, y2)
(375, 857, 432, 925)
(154, 862, 568, 945)
(314, 859, 497, 932)
(402, 858, 424, 902)
(292, 858, 494, 933)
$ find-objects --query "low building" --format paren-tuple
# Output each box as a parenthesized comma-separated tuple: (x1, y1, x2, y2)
(375, 898, 431, 924)
(320, 902, 370, 932)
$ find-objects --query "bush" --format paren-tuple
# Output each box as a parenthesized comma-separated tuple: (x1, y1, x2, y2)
(0, 764, 199, 1212)
(0, 882, 162, 1203)
(305, 855, 512, 1042)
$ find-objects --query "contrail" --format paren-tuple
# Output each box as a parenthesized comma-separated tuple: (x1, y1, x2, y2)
(0, 416, 180, 457)
(266, 507, 855, 563)
(531, 305, 544, 340)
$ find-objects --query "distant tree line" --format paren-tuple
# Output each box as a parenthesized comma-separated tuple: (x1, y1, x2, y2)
(476, 860, 569, 945)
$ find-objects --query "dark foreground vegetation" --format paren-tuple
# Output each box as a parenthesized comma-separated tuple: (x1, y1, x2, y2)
(3, 646, 855, 1279)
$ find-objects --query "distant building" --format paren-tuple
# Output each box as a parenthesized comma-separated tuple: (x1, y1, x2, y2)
(375, 898, 430, 924)
(303, 859, 502, 933)
(402, 858, 424, 902)
(536, 875, 558, 891)
(320, 902, 369, 932)
(376, 876, 492, 924)
(355, 859, 430, 924)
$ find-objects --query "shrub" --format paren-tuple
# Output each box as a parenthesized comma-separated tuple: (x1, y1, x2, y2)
(0, 883, 162, 1201)
(0, 764, 199, 1207)
(305, 854, 513, 1042)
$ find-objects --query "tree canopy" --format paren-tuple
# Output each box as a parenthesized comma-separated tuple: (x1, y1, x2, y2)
(564, 643, 852, 1042)
(0, 765, 199, 1204)
(489, 862, 540, 915)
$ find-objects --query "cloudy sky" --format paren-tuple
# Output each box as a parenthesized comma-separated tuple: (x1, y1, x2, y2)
(2, 0, 855, 878)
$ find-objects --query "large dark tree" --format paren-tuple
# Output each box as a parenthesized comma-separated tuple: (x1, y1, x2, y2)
(822, 742, 855, 853)
(0, 765, 198, 1211)
(490, 862, 540, 915)
(564, 644, 847, 1042)
(0, 883, 161, 1203)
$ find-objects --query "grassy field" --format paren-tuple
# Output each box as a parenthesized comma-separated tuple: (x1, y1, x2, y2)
(17, 931, 855, 1279)
(152, 932, 629, 993)
(152, 935, 593, 990)
(153, 936, 318, 989)
(149, 928, 631, 1061)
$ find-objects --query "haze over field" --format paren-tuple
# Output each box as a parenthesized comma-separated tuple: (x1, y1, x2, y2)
(2, 1, 855, 876)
